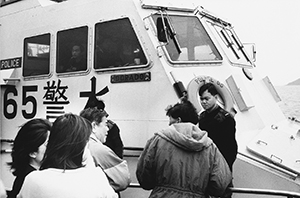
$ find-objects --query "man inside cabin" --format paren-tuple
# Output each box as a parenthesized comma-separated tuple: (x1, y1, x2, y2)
(95, 38, 122, 69)
(65, 44, 87, 72)
(198, 82, 237, 198)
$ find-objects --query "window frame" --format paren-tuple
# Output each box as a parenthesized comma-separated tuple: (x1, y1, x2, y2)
(23, 33, 51, 78)
(94, 17, 149, 72)
(0, 0, 22, 7)
(208, 20, 253, 68)
(151, 14, 223, 65)
(56, 25, 89, 74)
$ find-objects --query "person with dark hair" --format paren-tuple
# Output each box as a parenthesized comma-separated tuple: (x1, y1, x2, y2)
(136, 100, 232, 198)
(198, 83, 237, 198)
(66, 44, 87, 72)
(18, 113, 117, 198)
(95, 38, 122, 68)
(166, 99, 199, 125)
(80, 107, 130, 193)
(84, 96, 124, 158)
(7, 119, 51, 198)
(198, 83, 238, 171)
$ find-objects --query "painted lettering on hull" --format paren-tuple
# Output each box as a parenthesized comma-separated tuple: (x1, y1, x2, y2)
(2, 76, 108, 121)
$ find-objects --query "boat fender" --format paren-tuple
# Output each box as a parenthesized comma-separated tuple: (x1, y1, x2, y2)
(187, 75, 236, 116)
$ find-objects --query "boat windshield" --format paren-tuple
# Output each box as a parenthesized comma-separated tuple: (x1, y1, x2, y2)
(211, 22, 253, 67)
(152, 14, 222, 63)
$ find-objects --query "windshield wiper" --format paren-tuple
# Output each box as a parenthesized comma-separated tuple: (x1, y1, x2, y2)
(157, 10, 182, 54)
(231, 31, 250, 62)
(220, 29, 239, 60)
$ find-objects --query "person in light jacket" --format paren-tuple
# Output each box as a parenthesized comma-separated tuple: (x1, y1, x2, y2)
(80, 107, 131, 193)
(136, 100, 232, 198)
(84, 96, 124, 159)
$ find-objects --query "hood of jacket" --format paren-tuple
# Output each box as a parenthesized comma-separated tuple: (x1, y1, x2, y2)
(156, 122, 212, 152)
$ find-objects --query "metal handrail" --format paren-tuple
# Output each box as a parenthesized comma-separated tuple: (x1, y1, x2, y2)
(0, 139, 14, 143)
(123, 146, 143, 157)
(123, 147, 143, 151)
(128, 183, 300, 197)
(124, 147, 300, 197)
(123, 147, 299, 179)
(230, 187, 300, 198)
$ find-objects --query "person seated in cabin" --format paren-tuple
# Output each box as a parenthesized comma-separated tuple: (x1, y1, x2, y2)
(79, 107, 131, 194)
(119, 41, 136, 66)
(18, 113, 118, 198)
(119, 40, 145, 66)
(198, 82, 238, 198)
(64, 44, 87, 72)
(7, 119, 51, 198)
(95, 38, 123, 69)
(136, 98, 232, 198)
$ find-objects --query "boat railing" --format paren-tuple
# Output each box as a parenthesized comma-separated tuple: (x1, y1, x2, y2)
(123, 147, 300, 198)
(230, 187, 300, 198)
(124, 146, 298, 178)
(127, 183, 300, 197)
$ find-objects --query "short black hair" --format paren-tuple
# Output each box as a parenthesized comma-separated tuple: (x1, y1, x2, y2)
(166, 100, 199, 125)
(80, 107, 108, 125)
(84, 95, 105, 110)
(199, 83, 218, 96)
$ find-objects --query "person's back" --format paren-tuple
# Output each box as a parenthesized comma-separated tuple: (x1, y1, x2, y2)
(18, 113, 117, 198)
(136, 100, 232, 198)
(19, 166, 116, 198)
(137, 122, 231, 198)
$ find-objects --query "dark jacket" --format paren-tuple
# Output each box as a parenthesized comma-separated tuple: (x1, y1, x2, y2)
(199, 105, 238, 170)
(7, 165, 36, 198)
(104, 120, 124, 159)
(136, 123, 232, 198)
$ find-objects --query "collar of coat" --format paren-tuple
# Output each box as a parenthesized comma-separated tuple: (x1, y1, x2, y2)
(156, 123, 212, 151)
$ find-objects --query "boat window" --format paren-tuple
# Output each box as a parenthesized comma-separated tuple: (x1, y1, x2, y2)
(211, 23, 252, 67)
(23, 33, 50, 77)
(152, 14, 222, 62)
(0, 0, 22, 7)
(57, 26, 88, 73)
(94, 18, 147, 69)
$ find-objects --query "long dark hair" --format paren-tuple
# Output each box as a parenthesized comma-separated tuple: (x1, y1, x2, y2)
(40, 113, 91, 170)
(8, 119, 51, 176)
